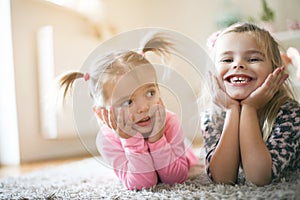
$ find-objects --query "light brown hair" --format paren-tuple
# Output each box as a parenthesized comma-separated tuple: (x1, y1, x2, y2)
(59, 32, 174, 107)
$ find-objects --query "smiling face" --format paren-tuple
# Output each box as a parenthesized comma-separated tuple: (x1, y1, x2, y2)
(109, 64, 163, 135)
(214, 32, 273, 100)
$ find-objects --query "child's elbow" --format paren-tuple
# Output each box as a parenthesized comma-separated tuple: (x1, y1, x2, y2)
(162, 172, 188, 185)
(244, 161, 272, 186)
(212, 177, 237, 185)
(246, 174, 272, 186)
(247, 178, 271, 186)
(159, 166, 189, 185)
(124, 175, 158, 190)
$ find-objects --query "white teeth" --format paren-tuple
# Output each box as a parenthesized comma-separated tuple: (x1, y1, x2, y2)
(230, 76, 250, 83)
(139, 117, 150, 122)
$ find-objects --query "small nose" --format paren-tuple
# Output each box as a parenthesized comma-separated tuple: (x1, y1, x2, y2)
(232, 59, 246, 70)
(136, 99, 149, 114)
(233, 65, 245, 69)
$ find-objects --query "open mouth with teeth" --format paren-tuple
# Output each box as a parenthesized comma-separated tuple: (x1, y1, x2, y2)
(136, 116, 152, 127)
(226, 75, 253, 84)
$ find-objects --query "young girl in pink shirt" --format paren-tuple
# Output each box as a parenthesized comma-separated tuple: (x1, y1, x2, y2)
(59, 32, 198, 190)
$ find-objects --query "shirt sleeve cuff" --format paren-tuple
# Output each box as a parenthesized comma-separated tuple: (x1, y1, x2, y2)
(120, 133, 148, 153)
(147, 134, 167, 152)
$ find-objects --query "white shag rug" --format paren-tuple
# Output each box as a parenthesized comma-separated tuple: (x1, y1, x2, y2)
(0, 156, 299, 200)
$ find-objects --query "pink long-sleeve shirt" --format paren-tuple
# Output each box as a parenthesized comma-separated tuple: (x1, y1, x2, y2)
(96, 110, 198, 190)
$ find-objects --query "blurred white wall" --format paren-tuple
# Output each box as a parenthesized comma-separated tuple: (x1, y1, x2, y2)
(100, 0, 300, 47)
(0, 0, 20, 165)
(10, 0, 100, 162)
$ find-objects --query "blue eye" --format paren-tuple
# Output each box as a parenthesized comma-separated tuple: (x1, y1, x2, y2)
(220, 58, 233, 63)
(248, 57, 263, 62)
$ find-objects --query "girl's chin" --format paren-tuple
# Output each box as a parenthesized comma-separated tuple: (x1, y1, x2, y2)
(227, 90, 251, 101)
(133, 126, 153, 136)
(228, 94, 248, 101)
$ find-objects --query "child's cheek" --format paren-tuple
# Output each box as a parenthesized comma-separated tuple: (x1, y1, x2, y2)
(112, 106, 133, 124)
(124, 107, 134, 122)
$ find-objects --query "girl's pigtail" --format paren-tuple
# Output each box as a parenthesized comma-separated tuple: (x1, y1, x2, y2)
(139, 32, 175, 58)
(59, 71, 84, 100)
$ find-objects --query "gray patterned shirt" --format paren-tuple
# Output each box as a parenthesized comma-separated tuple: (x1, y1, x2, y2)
(201, 99, 300, 183)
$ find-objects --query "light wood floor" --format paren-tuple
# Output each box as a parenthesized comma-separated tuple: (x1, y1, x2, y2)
(0, 156, 90, 178)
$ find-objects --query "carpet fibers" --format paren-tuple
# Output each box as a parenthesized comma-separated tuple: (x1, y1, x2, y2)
(0, 157, 299, 200)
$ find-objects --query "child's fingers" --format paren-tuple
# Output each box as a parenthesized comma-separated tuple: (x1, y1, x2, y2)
(215, 76, 223, 90)
(273, 67, 288, 88)
(94, 107, 104, 121)
(157, 98, 165, 109)
(260, 73, 273, 92)
(262, 67, 287, 96)
(116, 108, 124, 130)
(108, 107, 117, 130)
(155, 110, 161, 128)
(156, 105, 164, 126)
(273, 66, 284, 76)
(149, 105, 165, 142)
(156, 110, 162, 132)
(158, 105, 165, 127)
(100, 108, 112, 129)
(116, 108, 134, 138)
(208, 71, 222, 98)
(266, 67, 283, 84)
(208, 71, 215, 92)
(278, 73, 289, 86)
(123, 112, 134, 136)
(212, 72, 225, 91)
(151, 108, 163, 137)
(272, 67, 283, 84)
(122, 109, 133, 130)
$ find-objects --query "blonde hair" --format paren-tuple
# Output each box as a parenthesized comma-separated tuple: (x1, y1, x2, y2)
(212, 23, 296, 141)
(59, 32, 174, 107)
